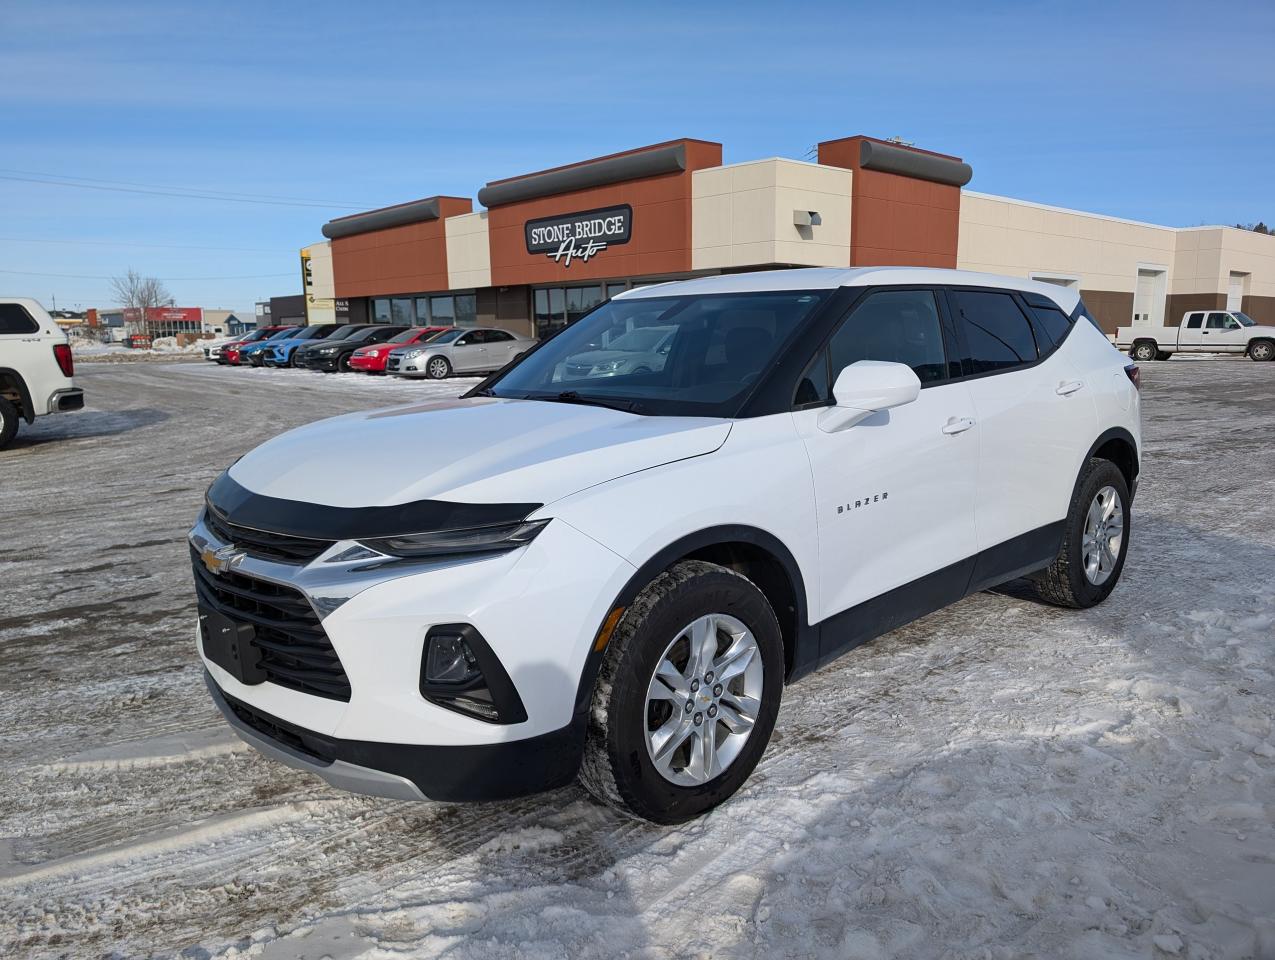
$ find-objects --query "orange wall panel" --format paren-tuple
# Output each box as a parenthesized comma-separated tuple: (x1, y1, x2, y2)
(332, 197, 472, 299)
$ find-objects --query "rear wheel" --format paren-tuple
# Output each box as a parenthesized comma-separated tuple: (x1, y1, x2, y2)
(580, 560, 783, 824)
(0, 396, 19, 449)
(1131, 342, 1158, 362)
(1249, 339, 1274, 362)
(1032, 458, 1131, 608)
(426, 356, 451, 379)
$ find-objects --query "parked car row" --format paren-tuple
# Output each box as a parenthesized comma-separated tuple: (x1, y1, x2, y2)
(206, 323, 537, 378)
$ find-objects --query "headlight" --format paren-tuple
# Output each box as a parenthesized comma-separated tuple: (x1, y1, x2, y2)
(400, 348, 422, 359)
(317, 346, 337, 354)
(360, 519, 549, 559)
(590, 359, 628, 374)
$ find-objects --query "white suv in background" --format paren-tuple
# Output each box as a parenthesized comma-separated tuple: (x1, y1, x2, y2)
(191, 268, 1141, 823)
(0, 297, 84, 449)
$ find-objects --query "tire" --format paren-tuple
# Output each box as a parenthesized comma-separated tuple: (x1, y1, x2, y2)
(1131, 342, 1158, 362)
(337, 353, 352, 372)
(426, 356, 451, 380)
(1032, 458, 1131, 609)
(1155, 351, 1172, 361)
(0, 396, 19, 450)
(287, 351, 300, 368)
(579, 560, 784, 824)
(1248, 339, 1275, 362)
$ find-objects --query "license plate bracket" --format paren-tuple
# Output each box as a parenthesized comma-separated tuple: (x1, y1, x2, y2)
(199, 606, 268, 685)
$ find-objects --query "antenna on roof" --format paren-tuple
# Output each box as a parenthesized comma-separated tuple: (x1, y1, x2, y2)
(802, 145, 818, 161)
(886, 135, 915, 147)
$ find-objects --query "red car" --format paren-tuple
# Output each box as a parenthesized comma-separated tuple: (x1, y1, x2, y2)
(221, 325, 292, 365)
(349, 326, 451, 373)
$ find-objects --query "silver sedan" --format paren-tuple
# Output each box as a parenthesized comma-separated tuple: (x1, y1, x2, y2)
(386, 327, 536, 379)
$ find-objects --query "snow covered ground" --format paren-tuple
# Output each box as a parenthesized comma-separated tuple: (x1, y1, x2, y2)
(1, 359, 1273, 959)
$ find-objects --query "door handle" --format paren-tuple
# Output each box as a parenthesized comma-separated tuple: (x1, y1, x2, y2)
(942, 416, 976, 435)
(1056, 380, 1084, 396)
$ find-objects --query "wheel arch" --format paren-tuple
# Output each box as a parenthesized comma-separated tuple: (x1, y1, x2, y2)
(1084, 426, 1140, 497)
(572, 524, 816, 723)
(0, 367, 35, 423)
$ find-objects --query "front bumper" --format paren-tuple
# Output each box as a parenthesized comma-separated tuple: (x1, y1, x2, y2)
(207, 671, 585, 801)
(385, 354, 428, 376)
(300, 353, 339, 371)
(191, 506, 635, 800)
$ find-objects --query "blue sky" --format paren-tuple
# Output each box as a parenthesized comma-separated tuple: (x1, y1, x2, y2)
(2, 0, 1272, 314)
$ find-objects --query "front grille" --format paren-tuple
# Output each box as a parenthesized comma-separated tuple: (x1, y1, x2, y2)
(204, 508, 332, 564)
(222, 689, 333, 763)
(192, 545, 351, 701)
(386, 356, 402, 371)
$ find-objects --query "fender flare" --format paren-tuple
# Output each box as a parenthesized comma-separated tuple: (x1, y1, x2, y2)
(0, 367, 35, 423)
(570, 524, 815, 722)
(1247, 335, 1275, 354)
(1076, 425, 1140, 499)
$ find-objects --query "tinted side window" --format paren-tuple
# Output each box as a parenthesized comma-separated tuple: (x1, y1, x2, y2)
(1185, 313, 1204, 329)
(487, 331, 514, 342)
(0, 303, 40, 335)
(1025, 303, 1072, 349)
(952, 290, 1038, 373)
(829, 289, 947, 384)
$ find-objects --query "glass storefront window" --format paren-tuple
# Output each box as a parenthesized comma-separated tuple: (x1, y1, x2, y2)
(373, 299, 392, 323)
(390, 298, 413, 325)
(430, 296, 455, 325)
(454, 293, 477, 326)
(414, 298, 431, 325)
(607, 283, 626, 299)
(566, 285, 603, 323)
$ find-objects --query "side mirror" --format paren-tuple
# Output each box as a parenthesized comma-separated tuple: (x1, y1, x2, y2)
(819, 360, 921, 433)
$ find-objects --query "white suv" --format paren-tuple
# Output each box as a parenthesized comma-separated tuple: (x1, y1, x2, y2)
(0, 298, 84, 449)
(191, 268, 1141, 823)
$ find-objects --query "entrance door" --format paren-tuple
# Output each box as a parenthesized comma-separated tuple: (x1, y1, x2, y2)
(1132, 268, 1166, 327)
(793, 288, 979, 624)
(1227, 273, 1246, 312)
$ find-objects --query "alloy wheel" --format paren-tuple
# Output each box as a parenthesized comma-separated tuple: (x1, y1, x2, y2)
(1082, 485, 1124, 585)
(428, 358, 449, 378)
(644, 613, 763, 786)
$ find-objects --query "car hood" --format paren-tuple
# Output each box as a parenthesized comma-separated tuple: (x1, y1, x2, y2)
(228, 396, 732, 508)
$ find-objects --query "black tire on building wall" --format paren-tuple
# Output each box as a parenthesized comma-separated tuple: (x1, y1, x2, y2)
(0, 397, 20, 450)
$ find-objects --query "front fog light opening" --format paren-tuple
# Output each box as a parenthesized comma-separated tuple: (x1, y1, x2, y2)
(420, 624, 527, 725)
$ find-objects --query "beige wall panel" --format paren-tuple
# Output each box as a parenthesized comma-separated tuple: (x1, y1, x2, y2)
(445, 211, 492, 290)
(691, 159, 851, 271)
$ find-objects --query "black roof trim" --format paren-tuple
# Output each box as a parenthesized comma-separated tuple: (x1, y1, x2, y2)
(477, 143, 687, 208)
(321, 198, 442, 240)
(859, 140, 973, 187)
(207, 471, 540, 541)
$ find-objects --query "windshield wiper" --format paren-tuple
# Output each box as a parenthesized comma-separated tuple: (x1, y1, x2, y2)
(535, 391, 642, 413)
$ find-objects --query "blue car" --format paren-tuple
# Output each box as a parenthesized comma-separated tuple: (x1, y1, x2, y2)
(236, 327, 303, 366)
(259, 324, 343, 368)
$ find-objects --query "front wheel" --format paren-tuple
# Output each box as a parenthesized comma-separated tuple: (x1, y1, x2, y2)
(337, 353, 352, 372)
(1131, 342, 1158, 362)
(580, 560, 784, 824)
(426, 356, 451, 379)
(0, 396, 20, 449)
(1249, 340, 1275, 362)
(1032, 458, 1131, 608)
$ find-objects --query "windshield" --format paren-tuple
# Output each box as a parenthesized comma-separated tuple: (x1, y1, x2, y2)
(267, 327, 301, 340)
(1233, 312, 1255, 327)
(239, 329, 270, 342)
(484, 291, 830, 417)
(295, 325, 333, 340)
(325, 324, 363, 340)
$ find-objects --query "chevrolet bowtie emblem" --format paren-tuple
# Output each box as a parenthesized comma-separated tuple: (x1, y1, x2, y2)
(201, 543, 245, 576)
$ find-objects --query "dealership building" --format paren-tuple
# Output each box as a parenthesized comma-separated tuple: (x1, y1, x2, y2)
(301, 135, 1275, 339)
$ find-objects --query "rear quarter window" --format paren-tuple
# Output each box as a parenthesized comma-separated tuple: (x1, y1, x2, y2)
(0, 303, 40, 335)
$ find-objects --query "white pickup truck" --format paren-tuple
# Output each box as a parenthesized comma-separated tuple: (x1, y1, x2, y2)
(0, 297, 85, 448)
(1116, 310, 1275, 362)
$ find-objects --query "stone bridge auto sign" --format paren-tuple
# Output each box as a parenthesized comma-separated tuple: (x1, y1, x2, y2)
(525, 205, 632, 267)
